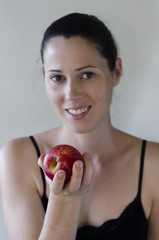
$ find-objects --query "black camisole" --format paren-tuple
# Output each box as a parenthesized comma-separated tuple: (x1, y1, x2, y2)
(29, 136, 148, 239)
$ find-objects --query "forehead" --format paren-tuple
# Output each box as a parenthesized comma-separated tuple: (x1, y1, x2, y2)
(45, 36, 96, 53)
(43, 36, 107, 68)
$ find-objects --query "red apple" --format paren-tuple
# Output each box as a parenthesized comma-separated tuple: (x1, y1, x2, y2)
(42, 144, 84, 184)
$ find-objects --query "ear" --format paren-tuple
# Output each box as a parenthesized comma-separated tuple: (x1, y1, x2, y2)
(113, 58, 122, 86)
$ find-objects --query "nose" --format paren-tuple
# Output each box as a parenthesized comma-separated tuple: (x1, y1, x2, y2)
(65, 79, 84, 101)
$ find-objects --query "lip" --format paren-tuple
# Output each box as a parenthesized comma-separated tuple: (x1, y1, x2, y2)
(65, 105, 91, 120)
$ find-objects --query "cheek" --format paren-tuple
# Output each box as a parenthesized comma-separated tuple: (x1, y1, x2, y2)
(45, 84, 53, 102)
(45, 83, 61, 107)
(94, 82, 113, 103)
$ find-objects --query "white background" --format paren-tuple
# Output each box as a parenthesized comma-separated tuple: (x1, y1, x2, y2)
(0, 0, 159, 239)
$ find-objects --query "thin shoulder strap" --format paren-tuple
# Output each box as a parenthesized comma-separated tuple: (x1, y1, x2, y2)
(138, 139, 147, 196)
(29, 136, 46, 199)
(29, 135, 41, 158)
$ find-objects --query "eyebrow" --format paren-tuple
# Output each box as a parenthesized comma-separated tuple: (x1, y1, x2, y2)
(75, 65, 97, 71)
(47, 69, 62, 73)
(47, 65, 97, 73)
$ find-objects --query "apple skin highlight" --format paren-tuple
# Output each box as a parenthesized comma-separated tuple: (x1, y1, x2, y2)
(42, 145, 84, 184)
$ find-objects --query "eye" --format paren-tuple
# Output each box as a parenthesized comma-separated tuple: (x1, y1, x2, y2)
(51, 75, 65, 82)
(82, 72, 95, 80)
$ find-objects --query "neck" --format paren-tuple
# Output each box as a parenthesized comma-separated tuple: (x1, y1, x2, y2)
(60, 118, 118, 160)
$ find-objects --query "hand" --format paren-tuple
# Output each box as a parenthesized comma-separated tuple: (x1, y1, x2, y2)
(38, 152, 93, 197)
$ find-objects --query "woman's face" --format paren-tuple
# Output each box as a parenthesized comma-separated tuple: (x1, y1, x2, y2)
(43, 36, 121, 134)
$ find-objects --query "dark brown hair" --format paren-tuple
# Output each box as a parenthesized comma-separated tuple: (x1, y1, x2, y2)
(41, 12, 118, 71)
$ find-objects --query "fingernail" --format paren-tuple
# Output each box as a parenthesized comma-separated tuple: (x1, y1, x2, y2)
(58, 171, 65, 178)
(76, 161, 83, 169)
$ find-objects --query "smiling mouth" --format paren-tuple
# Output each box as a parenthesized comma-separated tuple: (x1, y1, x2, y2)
(66, 106, 90, 116)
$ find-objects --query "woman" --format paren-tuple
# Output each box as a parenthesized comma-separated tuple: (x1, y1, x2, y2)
(0, 12, 159, 240)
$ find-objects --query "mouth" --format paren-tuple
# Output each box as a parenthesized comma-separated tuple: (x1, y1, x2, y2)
(65, 105, 91, 118)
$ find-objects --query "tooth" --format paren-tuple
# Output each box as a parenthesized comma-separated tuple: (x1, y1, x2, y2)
(77, 109, 81, 114)
(72, 110, 76, 115)
(68, 107, 88, 115)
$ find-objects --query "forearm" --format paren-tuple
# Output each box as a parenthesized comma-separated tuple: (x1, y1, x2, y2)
(38, 193, 82, 240)
(38, 153, 92, 240)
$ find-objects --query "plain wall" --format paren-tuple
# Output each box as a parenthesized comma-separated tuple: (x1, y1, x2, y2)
(1, 0, 159, 238)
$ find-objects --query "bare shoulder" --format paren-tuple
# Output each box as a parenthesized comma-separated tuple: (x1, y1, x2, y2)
(0, 137, 37, 170)
(144, 141, 159, 238)
(117, 131, 159, 199)
(145, 140, 159, 173)
(0, 136, 42, 195)
(146, 140, 159, 158)
(0, 137, 33, 159)
(0, 137, 32, 171)
(144, 141, 159, 195)
(0, 126, 61, 175)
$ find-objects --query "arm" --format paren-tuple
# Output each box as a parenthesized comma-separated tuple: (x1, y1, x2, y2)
(0, 139, 92, 240)
(39, 191, 82, 240)
(38, 153, 93, 240)
(0, 139, 45, 239)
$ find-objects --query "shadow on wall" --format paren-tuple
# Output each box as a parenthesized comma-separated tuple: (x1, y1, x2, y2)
(110, 0, 159, 140)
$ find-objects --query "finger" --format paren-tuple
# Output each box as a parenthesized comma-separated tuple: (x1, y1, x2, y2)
(38, 155, 52, 185)
(51, 170, 66, 195)
(45, 174, 53, 186)
(81, 153, 93, 189)
(67, 160, 84, 193)
(38, 154, 45, 168)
